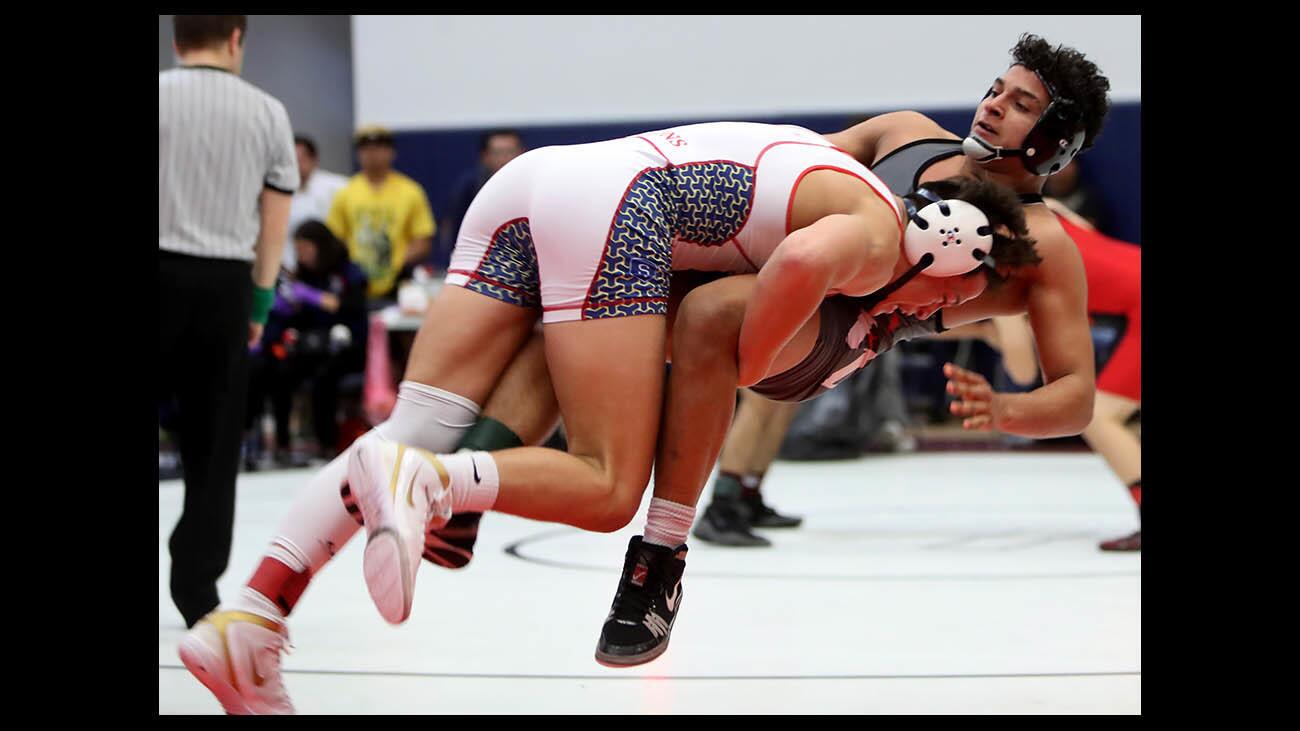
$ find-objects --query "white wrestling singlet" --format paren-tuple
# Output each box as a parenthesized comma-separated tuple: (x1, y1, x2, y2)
(445, 121, 901, 323)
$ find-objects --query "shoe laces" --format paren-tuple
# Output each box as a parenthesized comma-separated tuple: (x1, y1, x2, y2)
(713, 500, 750, 526)
(612, 558, 660, 621)
(613, 586, 655, 621)
(256, 629, 294, 700)
(253, 620, 291, 660)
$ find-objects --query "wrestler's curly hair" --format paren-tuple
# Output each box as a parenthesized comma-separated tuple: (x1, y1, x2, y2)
(1010, 33, 1112, 151)
(909, 177, 1041, 289)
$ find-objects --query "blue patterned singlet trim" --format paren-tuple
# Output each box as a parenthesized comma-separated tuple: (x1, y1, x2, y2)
(668, 162, 755, 244)
(583, 170, 674, 319)
(583, 162, 756, 320)
(464, 218, 540, 308)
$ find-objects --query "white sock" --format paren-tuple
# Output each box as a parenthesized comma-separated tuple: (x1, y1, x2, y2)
(643, 498, 695, 548)
(431, 451, 500, 513)
(264, 533, 310, 573)
(267, 449, 359, 574)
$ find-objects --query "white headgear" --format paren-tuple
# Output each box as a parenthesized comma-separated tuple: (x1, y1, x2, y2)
(902, 187, 996, 277)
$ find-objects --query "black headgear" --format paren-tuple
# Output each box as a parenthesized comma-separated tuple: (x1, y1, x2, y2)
(962, 68, 1086, 176)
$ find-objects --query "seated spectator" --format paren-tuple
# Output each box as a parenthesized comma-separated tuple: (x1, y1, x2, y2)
(284, 134, 349, 272)
(326, 125, 435, 302)
(246, 221, 369, 466)
(434, 128, 525, 270)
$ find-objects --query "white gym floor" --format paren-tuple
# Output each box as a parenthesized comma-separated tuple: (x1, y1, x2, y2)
(158, 451, 1140, 714)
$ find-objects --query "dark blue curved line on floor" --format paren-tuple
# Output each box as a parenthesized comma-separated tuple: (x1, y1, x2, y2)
(502, 529, 1140, 582)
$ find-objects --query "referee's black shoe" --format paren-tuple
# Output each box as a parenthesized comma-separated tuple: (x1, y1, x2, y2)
(693, 498, 770, 547)
(740, 489, 804, 529)
(595, 536, 688, 667)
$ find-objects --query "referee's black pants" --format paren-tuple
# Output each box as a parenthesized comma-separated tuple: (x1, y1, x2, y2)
(159, 250, 253, 628)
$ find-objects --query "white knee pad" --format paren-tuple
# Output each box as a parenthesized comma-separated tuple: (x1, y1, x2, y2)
(269, 383, 480, 575)
(374, 381, 481, 454)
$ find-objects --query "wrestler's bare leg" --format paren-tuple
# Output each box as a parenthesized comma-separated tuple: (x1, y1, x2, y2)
(717, 391, 796, 476)
(353, 304, 671, 624)
(651, 275, 818, 512)
(421, 329, 561, 570)
(1082, 391, 1140, 486)
(483, 315, 669, 529)
(478, 329, 561, 446)
(1086, 390, 1142, 551)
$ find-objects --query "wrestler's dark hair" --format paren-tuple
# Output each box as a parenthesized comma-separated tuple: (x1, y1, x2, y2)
(1010, 33, 1111, 151)
(910, 177, 1040, 289)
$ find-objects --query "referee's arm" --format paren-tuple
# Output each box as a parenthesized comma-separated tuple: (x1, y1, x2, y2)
(249, 188, 292, 345)
(249, 97, 299, 345)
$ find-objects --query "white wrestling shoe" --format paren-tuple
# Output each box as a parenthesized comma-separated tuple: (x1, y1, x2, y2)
(348, 432, 454, 624)
(177, 610, 295, 715)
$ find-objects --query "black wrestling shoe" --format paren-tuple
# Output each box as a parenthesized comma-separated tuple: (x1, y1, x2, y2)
(740, 490, 803, 529)
(692, 499, 771, 547)
(341, 482, 482, 569)
(595, 536, 688, 667)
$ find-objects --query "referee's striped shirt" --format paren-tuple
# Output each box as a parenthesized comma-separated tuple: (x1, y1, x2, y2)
(159, 65, 299, 262)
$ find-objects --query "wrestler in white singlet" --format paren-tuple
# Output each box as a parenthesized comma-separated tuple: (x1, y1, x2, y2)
(445, 122, 902, 323)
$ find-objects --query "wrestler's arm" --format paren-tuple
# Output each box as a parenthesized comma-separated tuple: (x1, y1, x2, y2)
(942, 232, 1095, 437)
(929, 316, 1039, 386)
(736, 214, 893, 386)
(824, 111, 944, 165)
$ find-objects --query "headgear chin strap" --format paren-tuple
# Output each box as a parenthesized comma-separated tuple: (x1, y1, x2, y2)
(855, 188, 996, 311)
(963, 68, 1087, 176)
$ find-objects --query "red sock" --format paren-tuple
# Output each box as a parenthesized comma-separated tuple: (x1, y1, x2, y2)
(1128, 480, 1142, 524)
(247, 557, 313, 617)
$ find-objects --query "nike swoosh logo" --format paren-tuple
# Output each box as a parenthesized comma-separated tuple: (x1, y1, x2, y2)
(665, 582, 681, 612)
(471, 456, 481, 484)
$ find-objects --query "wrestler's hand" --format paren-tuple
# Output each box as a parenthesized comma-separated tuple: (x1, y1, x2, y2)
(944, 362, 1003, 431)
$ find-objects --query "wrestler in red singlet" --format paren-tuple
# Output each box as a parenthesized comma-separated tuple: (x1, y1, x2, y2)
(1055, 214, 1140, 403)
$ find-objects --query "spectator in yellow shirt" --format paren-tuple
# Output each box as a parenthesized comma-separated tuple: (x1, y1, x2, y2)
(327, 125, 435, 300)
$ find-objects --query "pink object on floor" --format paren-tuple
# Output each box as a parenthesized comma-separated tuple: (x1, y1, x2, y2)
(363, 311, 397, 425)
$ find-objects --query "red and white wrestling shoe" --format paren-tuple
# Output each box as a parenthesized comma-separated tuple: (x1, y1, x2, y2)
(347, 433, 454, 624)
(341, 486, 482, 570)
(178, 610, 295, 715)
